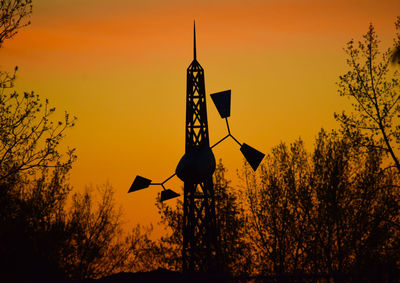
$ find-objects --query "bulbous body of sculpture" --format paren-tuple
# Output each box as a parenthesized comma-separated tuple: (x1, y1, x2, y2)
(176, 146, 216, 183)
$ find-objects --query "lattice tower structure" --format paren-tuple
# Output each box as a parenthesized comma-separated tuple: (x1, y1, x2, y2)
(182, 25, 219, 273)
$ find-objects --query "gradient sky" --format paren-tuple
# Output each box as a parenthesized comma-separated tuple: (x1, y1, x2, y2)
(1, 0, 399, 236)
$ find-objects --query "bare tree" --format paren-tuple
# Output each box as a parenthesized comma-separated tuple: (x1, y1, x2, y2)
(242, 130, 400, 280)
(335, 17, 400, 174)
(0, 88, 77, 183)
(393, 45, 400, 65)
(0, 41, 77, 281)
(0, 2, 154, 280)
(392, 18, 400, 65)
(63, 184, 135, 279)
(242, 139, 312, 275)
(0, 0, 32, 47)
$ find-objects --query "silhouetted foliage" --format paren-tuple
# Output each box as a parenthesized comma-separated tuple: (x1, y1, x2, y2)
(0, 12, 146, 279)
(0, 82, 77, 184)
(0, 64, 77, 280)
(121, 224, 167, 273)
(0, 0, 32, 47)
(62, 184, 131, 279)
(213, 161, 253, 276)
(392, 17, 400, 65)
(242, 129, 400, 280)
(2, 3, 400, 281)
(335, 18, 400, 174)
(242, 138, 311, 275)
(156, 197, 183, 271)
(0, 73, 146, 280)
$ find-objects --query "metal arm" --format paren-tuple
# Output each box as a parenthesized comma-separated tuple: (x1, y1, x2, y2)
(151, 173, 176, 190)
(210, 134, 230, 149)
(210, 117, 242, 149)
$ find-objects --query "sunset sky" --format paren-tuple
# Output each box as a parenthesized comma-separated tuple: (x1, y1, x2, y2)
(1, 0, 399, 235)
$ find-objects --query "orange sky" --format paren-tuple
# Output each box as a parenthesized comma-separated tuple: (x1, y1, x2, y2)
(1, 0, 399, 236)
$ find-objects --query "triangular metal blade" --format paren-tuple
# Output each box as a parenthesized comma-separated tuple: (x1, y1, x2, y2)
(240, 143, 265, 171)
(128, 175, 152, 193)
(160, 189, 180, 202)
(210, 90, 231, 118)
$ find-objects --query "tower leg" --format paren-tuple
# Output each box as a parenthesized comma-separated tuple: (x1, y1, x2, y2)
(182, 177, 219, 273)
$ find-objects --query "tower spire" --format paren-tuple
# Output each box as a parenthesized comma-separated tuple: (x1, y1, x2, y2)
(193, 21, 196, 60)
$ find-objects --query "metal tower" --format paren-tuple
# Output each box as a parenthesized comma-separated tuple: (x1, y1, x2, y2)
(181, 23, 219, 273)
(128, 22, 265, 275)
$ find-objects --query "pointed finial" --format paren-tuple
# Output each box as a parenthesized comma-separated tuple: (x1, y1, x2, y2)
(193, 20, 196, 60)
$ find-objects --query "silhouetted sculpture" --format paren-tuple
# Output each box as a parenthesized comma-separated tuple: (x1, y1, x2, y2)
(178, 23, 219, 273)
(128, 22, 265, 274)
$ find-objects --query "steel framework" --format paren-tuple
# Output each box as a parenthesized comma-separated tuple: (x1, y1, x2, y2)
(182, 24, 219, 273)
(128, 22, 265, 275)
